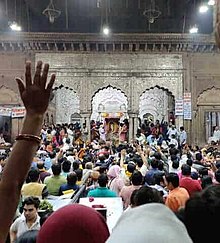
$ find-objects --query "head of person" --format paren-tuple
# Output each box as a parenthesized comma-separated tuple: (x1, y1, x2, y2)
(37, 204, 110, 243)
(165, 172, 179, 189)
(22, 196, 40, 222)
(90, 171, 100, 182)
(131, 170, 143, 186)
(72, 160, 80, 171)
(85, 162, 93, 170)
(107, 165, 121, 179)
(75, 168, 83, 181)
(61, 160, 71, 173)
(201, 175, 213, 189)
(181, 164, 191, 176)
(106, 203, 192, 243)
(127, 162, 136, 174)
(184, 185, 220, 243)
(186, 159, 193, 167)
(195, 152, 203, 162)
(15, 230, 38, 243)
(27, 169, 40, 183)
(37, 161, 45, 170)
(180, 126, 184, 131)
(98, 173, 108, 187)
(133, 186, 164, 207)
(67, 172, 77, 185)
(51, 163, 62, 176)
(150, 158, 159, 169)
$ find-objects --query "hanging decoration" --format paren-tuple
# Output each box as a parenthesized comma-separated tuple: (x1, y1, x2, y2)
(42, 0, 61, 23)
(143, 0, 161, 24)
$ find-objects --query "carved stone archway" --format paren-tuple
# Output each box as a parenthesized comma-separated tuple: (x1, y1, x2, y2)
(0, 85, 20, 105)
(91, 86, 128, 121)
(53, 85, 80, 124)
(140, 86, 175, 123)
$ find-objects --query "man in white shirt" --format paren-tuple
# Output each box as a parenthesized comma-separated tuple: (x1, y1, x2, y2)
(10, 196, 41, 242)
(179, 126, 187, 148)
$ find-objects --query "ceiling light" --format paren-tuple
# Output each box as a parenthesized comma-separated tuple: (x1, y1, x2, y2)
(189, 26, 198, 34)
(199, 4, 209, 13)
(208, 0, 215, 6)
(103, 27, 110, 36)
(9, 22, 22, 31)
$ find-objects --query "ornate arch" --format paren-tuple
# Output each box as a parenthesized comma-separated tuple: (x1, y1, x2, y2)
(197, 87, 220, 105)
(53, 85, 80, 124)
(91, 85, 128, 121)
(139, 86, 175, 122)
(0, 85, 20, 104)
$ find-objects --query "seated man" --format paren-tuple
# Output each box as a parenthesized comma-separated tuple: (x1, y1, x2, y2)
(21, 168, 48, 200)
(87, 173, 117, 198)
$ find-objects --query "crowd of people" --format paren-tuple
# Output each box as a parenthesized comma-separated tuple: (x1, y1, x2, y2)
(0, 61, 220, 243)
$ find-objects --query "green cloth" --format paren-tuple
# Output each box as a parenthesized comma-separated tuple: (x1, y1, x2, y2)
(44, 175, 66, 196)
(87, 187, 117, 198)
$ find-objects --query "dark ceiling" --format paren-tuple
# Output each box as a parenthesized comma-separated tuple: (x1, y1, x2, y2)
(0, 0, 214, 34)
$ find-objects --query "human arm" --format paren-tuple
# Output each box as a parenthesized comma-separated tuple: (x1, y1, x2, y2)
(120, 149, 126, 168)
(0, 61, 55, 242)
(9, 229, 17, 243)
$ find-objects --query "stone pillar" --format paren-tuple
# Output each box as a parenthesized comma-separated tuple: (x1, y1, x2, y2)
(80, 112, 91, 141)
(86, 116, 91, 141)
(129, 117, 133, 142)
(133, 116, 139, 138)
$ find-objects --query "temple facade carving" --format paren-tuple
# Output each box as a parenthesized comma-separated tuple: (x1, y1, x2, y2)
(0, 33, 219, 145)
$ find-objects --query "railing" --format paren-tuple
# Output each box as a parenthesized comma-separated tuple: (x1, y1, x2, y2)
(70, 170, 91, 203)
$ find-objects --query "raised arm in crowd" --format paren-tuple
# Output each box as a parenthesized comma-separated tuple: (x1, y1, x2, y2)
(0, 61, 55, 243)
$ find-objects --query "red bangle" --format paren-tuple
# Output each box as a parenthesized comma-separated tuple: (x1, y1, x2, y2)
(15, 134, 41, 144)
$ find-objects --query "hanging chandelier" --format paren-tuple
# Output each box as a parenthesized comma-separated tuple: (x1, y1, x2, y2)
(42, 0, 61, 23)
(143, 0, 161, 24)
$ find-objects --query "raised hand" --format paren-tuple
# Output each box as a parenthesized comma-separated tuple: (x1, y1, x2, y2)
(15, 60, 56, 115)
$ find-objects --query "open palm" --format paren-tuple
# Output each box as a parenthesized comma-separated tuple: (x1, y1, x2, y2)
(16, 61, 56, 115)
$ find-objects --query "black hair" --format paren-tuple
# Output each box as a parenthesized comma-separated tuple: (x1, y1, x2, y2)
(22, 196, 40, 209)
(134, 186, 164, 206)
(51, 163, 62, 176)
(181, 164, 191, 176)
(165, 172, 179, 188)
(67, 172, 78, 185)
(27, 169, 40, 182)
(15, 230, 38, 243)
(131, 170, 143, 186)
(98, 173, 108, 187)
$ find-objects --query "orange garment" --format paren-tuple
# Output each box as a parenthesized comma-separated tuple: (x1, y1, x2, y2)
(165, 187, 189, 212)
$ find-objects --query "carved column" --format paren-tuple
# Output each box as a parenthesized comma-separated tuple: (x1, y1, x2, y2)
(129, 117, 133, 142)
(133, 116, 139, 138)
(81, 112, 91, 141)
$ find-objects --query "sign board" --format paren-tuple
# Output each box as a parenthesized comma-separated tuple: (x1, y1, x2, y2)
(11, 107, 26, 118)
(0, 107, 11, 117)
(183, 92, 192, 120)
(175, 99, 183, 116)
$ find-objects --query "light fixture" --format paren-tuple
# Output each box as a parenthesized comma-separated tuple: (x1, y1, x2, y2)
(189, 26, 198, 34)
(9, 21, 22, 31)
(43, 0, 61, 23)
(199, 4, 209, 13)
(208, 0, 215, 6)
(143, 0, 161, 24)
(102, 26, 110, 36)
